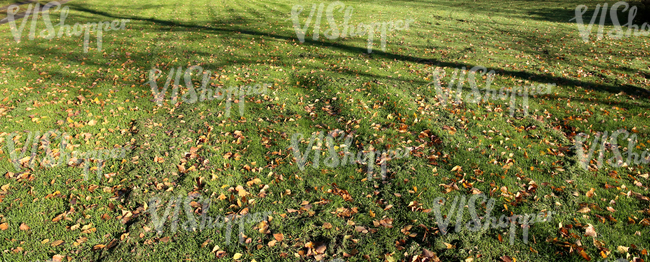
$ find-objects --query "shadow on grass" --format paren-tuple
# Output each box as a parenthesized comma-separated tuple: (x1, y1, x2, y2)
(54, 2, 645, 100)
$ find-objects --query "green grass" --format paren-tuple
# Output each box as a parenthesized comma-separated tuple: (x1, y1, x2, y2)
(0, 0, 649, 261)
(0, 0, 60, 20)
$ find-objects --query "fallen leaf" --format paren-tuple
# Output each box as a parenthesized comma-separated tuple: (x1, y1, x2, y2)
(585, 224, 597, 237)
(52, 254, 63, 262)
(578, 207, 591, 213)
(106, 239, 118, 249)
(586, 188, 595, 198)
(273, 233, 284, 241)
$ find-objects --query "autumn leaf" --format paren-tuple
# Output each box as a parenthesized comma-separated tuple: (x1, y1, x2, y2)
(273, 233, 284, 241)
(106, 239, 119, 249)
(19, 223, 29, 231)
(586, 188, 595, 198)
(585, 224, 597, 237)
(577, 207, 591, 213)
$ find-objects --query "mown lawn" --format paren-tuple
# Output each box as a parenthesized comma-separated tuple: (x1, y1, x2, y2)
(0, 0, 649, 261)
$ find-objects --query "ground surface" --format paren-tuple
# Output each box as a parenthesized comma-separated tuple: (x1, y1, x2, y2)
(0, 0, 649, 261)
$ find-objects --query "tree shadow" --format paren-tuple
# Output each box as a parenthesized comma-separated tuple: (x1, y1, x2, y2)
(57, 3, 647, 100)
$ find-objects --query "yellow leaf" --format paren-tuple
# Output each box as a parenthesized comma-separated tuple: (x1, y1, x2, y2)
(233, 253, 243, 259)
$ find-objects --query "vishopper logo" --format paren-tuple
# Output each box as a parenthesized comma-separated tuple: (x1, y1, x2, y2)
(571, 1, 650, 42)
(146, 66, 269, 116)
(290, 1, 414, 53)
(3, 130, 130, 181)
(146, 194, 272, 245)
(6, 2, 130, 52)
(432, 194, 555, 245)
(429, 66, 554, 117)
(574, 129, 650, 170)
(290, 130, 412, 181)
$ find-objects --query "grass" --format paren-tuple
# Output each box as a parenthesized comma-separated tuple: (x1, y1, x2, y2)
(0, 0, 60, 20)
(0, 0, 649, 261)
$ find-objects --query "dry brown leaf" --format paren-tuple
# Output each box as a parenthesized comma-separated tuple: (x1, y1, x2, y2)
(315, 244, 326, 254)
(577, 207, 591, 213)
(106, 239, 118, 249)
(586, 188, 595, 198)
(585, 224, 597, 237)
(52, 254, 63, 262)
(0, 223, 8, 230)
(273, 233, 284, 241)
(19, 223, 29, 231)
(51, 240, 64, 247)
(52, 213, 64, 222)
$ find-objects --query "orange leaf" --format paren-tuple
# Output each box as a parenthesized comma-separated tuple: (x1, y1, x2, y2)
(273, 233, 284, 241)
(579, 249, 591, 261)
